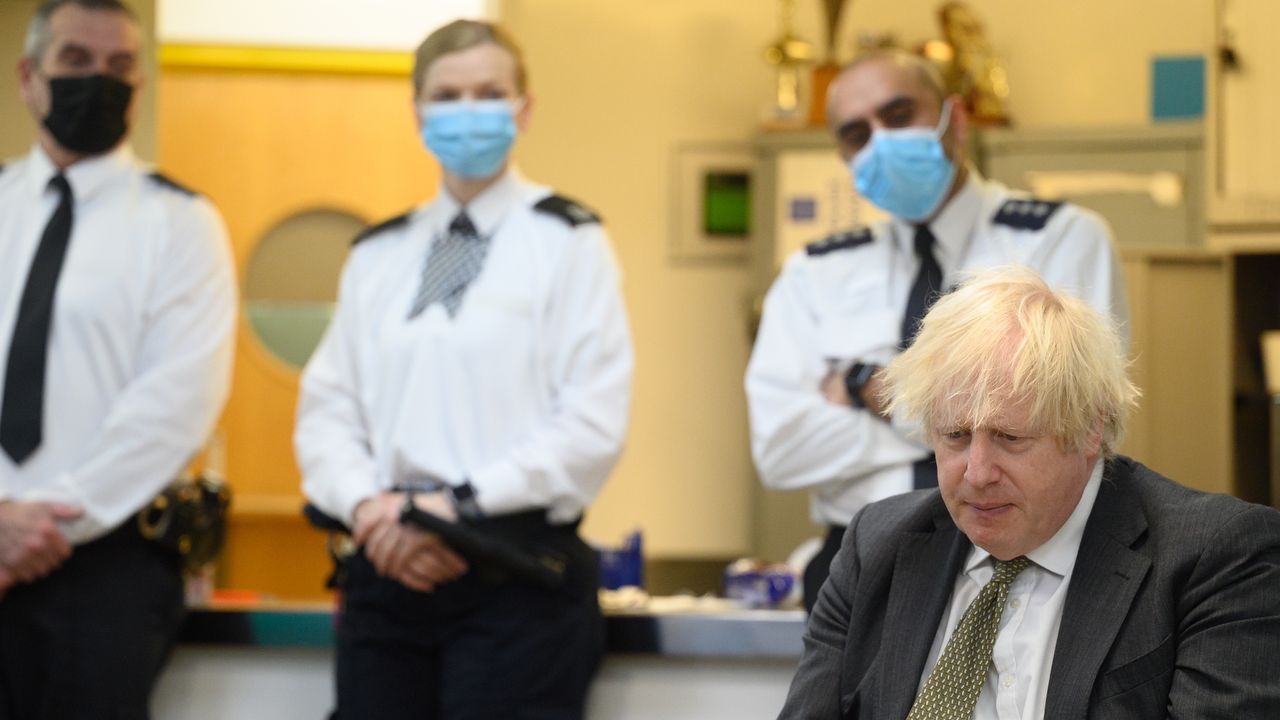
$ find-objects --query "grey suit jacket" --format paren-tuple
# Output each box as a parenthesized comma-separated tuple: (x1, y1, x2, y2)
(778, 456, 1280, 719)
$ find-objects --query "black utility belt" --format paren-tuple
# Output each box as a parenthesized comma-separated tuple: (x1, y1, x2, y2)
(136, 473, 230, 571)
(303, 500, 572, 591)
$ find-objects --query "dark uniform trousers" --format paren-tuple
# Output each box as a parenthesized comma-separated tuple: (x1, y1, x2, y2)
(0, 523, 184, 720)
(334, 512, 604, 720)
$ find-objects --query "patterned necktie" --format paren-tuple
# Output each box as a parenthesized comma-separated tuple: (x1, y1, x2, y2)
(1, 174, 74, 464)
(906, 556, 1032, 720)
(903, 224, 944, 489)
(408, 212, 489, 319)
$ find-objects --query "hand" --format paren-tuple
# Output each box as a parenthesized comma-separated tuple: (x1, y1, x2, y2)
(351, 491, 403, 546)
(0, 500, 82, 589)
(858, 370, 891, 419)
(356, 490, 466, 591)
(388, 528, 468, 593)
(821, 370, 853, 407)
(821, 367, 891, 419)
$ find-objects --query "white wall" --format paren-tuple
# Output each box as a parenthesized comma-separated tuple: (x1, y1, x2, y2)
(157, 0, 495, 49)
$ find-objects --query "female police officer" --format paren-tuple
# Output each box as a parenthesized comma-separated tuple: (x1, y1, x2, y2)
(295, 19, 633, 719)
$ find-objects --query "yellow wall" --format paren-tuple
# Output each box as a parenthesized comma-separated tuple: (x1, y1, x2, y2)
(150, 1, 1221, 587)
(503, 0, 776, 557)
(502, 0, 1218, 561)
(789, 0, 1214, 128)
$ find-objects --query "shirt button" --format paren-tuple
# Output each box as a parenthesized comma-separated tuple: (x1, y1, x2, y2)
(1010, 596, 1022, 609)
(1001, 673, 1016, 689)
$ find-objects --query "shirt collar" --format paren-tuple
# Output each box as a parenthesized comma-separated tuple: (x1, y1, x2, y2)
(891, 164, 984, 269)
(439, 167, 526, 238)
(964, 457, 1105, 578)
(25, 143, 134, 203)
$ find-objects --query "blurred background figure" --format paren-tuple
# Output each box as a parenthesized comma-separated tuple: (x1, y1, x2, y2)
(0, 0, 235, 716)
(745, 49, 1126, 611)
(295, 18, 633, 720)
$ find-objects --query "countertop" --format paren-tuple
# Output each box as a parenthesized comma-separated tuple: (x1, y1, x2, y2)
(178, 601, 806, 659)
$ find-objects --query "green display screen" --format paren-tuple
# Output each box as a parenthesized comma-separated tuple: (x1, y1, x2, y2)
(703, 172, 750, 236)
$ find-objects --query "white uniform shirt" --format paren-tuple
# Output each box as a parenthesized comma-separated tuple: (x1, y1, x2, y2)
(746, 169, 1127, 525)
(0, 145, 237, 543)
(919, 460, 1103, 720)
(296, 169, 633, 526)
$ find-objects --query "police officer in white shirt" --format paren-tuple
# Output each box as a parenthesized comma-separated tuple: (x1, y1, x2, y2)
(0, 1, 236, 716)
(295, 19, 633, 720)
(745, 48, 1127, 611)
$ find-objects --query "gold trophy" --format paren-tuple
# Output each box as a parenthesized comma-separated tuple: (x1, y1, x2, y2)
(809, 0, 851, 125)
(936, 1, 1011, 126)
(763, 0, 815, 127)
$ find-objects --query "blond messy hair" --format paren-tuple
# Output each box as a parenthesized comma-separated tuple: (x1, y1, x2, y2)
(881, 265, 1138, 454)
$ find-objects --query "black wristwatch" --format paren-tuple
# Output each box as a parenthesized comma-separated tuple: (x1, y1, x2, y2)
(448, 480, 485, 523)
(844, 362, 878, 409)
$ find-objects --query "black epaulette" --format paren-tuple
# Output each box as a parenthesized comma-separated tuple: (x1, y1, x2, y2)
(352, 211, 411, 246)
(147, 171, 199, 197)
(806, 227, 873, 256)
(992, 198, 1063, 231)
(533, 194, 600, 227)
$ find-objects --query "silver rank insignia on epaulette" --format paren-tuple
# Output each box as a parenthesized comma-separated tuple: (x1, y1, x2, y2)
(992, 198, 1064, 231)
(806, 227, 873, 256)
(534, 194, 601, 227)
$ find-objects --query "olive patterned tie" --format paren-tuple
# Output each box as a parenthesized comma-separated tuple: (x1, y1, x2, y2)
(906, 556, 1032, 720)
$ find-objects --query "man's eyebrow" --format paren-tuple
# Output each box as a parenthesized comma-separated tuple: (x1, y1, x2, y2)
(874, 95, 915, 118)
(55, 42, 91, 58)
(835, 117, 868, 139)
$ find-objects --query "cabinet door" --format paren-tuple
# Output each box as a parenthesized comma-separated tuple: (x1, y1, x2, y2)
(1214, 0, 1280, 222)
(1121, 253, 1233, 496)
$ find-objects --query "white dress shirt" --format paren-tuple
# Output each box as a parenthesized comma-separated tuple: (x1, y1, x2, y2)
(0, 144, 237, 543)
(918, 460, 1104, 719)
(745, 169, 1127, 525)
(296, 169, 633, 526)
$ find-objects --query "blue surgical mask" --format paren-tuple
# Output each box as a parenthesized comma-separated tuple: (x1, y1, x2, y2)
(420, 99, 519, 179)
(850, 100, 956, 222)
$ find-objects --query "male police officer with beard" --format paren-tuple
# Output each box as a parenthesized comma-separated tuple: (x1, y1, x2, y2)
(0, 1, 236, 716)
(745, 49, 1128, 610)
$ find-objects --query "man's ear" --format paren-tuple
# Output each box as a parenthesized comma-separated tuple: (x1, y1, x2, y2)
(17, 56, 36, 104)
(947, 93, 969, 159)
(1086, 415, 1105, 458)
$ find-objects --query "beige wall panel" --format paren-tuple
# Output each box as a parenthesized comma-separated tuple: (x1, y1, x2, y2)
(504, 0, 776, 558)
(1124, 255, 1231, 494)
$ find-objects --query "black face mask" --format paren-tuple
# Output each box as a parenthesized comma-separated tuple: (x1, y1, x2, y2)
(42, 74, 133, 155)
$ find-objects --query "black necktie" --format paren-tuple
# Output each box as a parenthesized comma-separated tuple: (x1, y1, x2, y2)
(902, 224, 943, 489)
(901, 224, 944, 349)
(1, 174, 74, 464)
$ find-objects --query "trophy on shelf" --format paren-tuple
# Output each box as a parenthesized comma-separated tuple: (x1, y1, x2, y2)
(763, 0, 815, 127)
(810, 0, 851, 125)
(931, 1, 1012, 126)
